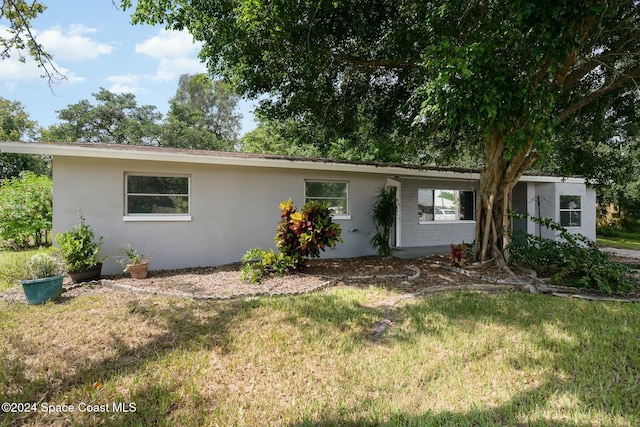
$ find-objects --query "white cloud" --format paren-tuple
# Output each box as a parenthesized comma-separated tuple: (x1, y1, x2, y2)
(135, 29, 206, 81)
(135, 29, 201, 59)
(154, 56, 207, 81)
(0, 48, 84, 85)
(38, 24, 113, 62)
(106, 74, 143, 94)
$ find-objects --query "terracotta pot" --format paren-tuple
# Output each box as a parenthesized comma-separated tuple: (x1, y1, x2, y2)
(128, 262, 149, 279)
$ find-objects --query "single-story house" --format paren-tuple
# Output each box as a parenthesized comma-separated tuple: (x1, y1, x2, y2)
(0, 141, 596, 274)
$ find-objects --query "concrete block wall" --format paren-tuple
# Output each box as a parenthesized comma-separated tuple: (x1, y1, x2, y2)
(397, 178, 477, 247)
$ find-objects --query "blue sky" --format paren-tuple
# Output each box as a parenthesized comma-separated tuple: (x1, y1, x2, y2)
(1, 0, 258, 137)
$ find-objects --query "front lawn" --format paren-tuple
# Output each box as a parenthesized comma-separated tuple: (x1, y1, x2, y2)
(1, 287, 639, 426)
(597, 229, 640, 251)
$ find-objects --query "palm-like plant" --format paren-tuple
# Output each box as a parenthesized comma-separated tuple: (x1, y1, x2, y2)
(370, 186, 397, 257)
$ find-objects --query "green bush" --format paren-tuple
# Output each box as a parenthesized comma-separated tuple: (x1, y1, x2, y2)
(55, 215, 106, 273)
(508, 215, 637, 294)
(275, 199, 343, 270)
(25, 252, 66, 279)
(241, 199, 343, 283)
(241, 247, 296, 283)
(0, 172, 52, 248)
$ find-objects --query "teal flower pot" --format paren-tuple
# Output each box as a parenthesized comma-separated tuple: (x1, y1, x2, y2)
(19, 275, 64, 305)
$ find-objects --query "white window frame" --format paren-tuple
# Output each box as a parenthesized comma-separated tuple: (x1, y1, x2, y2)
(304, 180, 351, 220)
(418, 188, 476, 224)
(123, 173, 192, 222)
(559, 195, 582, 227)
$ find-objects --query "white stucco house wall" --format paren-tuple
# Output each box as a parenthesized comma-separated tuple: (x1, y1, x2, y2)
(0, 142, 596, 274)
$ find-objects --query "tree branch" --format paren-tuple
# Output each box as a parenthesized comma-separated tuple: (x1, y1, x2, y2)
(559, 65, 640, 122)
(327, 51, 416, 70)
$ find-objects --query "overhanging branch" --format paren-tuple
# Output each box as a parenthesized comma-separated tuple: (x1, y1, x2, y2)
(559, 65, 640, 122)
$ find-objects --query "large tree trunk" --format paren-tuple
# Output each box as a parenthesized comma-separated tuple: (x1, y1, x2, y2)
(473, 127, 538, 266)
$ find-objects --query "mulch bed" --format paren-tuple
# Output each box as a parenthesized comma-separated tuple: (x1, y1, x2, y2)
(2, 255, 638, 304)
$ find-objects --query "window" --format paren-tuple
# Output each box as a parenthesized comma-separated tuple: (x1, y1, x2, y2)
(559, 195, 581, 227)
(418, 189, 475, 222)
(126, 174, 190, 216)
(305, 181, 348, 215)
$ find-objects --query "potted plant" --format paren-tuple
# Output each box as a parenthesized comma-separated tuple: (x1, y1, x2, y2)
(20, 252, 66, 304)
(55, 215, 108, 282)
(117, 243, 149, 279)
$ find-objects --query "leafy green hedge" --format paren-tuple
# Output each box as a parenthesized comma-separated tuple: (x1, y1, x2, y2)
(0, 172, 52, 248)
(508, 215, 637, 294)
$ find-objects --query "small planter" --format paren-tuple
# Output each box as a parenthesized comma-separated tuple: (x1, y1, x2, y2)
(68, 263, 103, 283)
(128, 262, 149, 279)
(20, 275, 64, 305)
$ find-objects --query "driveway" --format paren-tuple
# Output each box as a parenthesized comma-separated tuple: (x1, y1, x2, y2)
(602, 247, 640, 259)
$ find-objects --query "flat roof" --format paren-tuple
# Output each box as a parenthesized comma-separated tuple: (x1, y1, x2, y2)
(0, 141, 585, 183)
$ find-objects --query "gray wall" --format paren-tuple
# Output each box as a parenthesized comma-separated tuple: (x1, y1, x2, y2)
(53, 156, 385, 274)
(396, 178, 478, 247)
(532, 182, 596, 241)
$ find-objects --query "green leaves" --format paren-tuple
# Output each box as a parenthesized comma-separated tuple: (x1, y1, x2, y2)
(508, 214, 637, 294)
(162, 74, 241, 150)
(0, 172, 52, 248)
(275, 199, 343, 269)
(1, 0, 63, 85)
(55, 215, 106, 273)
(41, 89, 163, 145)
(370, 186, 397, 257)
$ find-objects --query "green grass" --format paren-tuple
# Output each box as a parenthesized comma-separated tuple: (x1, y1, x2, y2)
(1, 287, 639, 426)
(0, 248, 46, 291)
(597, 229, 640, 251)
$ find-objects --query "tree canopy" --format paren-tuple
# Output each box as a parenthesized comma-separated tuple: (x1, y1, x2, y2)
(161, 74, 241, 150)
(125, 0, 640, 262)
(40, 88, 163, 145)
(0, 97, 49, 179)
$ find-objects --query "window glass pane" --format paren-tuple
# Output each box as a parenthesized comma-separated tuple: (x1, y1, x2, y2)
(305, 181, 348, 214)
(419, 188, 475, 221)
(459, 191, 475, 220)
(560, 195, 581, 210)
(128, 176, 188, 195)
(434, 190, 456, 221)
(560, 211, 571, 226)
(570, 211, 582, 227)
(322, 199, 347, 214)
(128, 195, 189, 214)
(418, 189, 434, 220)
(305, 181, 347, 198)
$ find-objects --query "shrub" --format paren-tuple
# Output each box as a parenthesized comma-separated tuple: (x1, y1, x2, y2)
(241, 247, 296, 283)
(449, 243, 469, 267)
(241, 199, 343, 283)
(25, 252, 66, 279)
(370, 186, 397, 257)
(55, 215, 106, 273)
(508, 215, 637, 294)
(275, 199, 343, 270)
(0, 172, 52, 248)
